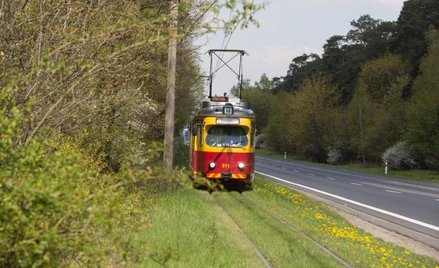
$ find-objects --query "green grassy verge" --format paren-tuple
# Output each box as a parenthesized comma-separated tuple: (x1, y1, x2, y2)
(249, 178, 437, 268)
(133, 186, 266, 267)
(257, 148, 439, 183)
(130, 177, 438, 267)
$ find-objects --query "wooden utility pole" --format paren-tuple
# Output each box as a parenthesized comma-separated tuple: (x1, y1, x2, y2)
(163, 0, 178, 168)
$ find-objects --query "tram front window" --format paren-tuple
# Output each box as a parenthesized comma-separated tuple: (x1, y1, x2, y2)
(206, 126, 248, 148)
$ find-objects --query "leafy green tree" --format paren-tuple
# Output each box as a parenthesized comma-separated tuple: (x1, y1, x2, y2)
(276, 53, 323, 93)
(241, 76, 275, 133)
(267, 76, 338, 161)
(265, 91, 295, 151)
(347, 15, 381, 45)
(0, 0, 262, 170)
(288, 76, 339, 162)
(392, 0, 439, 81)
(359, 54, 409, 101)
(346, 86, 375, 163)
(347, 55, 409, 163)
(232, 74, 275, 133)
(254, 73, 275, 91)
(406, 30, 439, 168)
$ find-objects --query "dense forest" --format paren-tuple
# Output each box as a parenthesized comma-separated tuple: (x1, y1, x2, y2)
(0, 0, 261, 266)
(241, 0, 439, 170)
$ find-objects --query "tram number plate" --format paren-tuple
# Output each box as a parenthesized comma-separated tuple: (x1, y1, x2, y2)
(222, 163, 230, 169)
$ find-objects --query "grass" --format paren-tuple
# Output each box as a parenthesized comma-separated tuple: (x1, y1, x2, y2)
(133, 186, 266, 267)
(129, 177, 438, 267)
(256, 148, 439, 183)
(257, 148, 303, 161)
(249, 178, 438, 268)
(215, 191, 342, 267)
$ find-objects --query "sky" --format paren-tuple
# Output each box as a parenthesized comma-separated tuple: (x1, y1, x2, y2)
(196, 0, 406, 98)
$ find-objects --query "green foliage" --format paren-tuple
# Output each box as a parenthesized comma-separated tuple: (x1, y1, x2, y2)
(239, 74, 275, 133)
(276, 53, 322, 94)
(261, 4, 438, 167)
(359, 54, 409, 101)
(345, 55, 409, 163)
(392, 0, 439, 80)
(266, 76, 339, 162)
(0, 0, 264, 172)
(406, 30, 439, 168)
(0, 88, 167, 266)
(265, 92, 296, 151)
(288, 76, 339, 162)
(0, 89, 88, 266)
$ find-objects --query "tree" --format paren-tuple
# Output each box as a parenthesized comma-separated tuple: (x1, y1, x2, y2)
(276, 53, 323, 93)
(240, 74, 275, 133)
(406, 30, 439, 168)
(265, 92, 295, 151)
(392, 0, 439, 81)
(0, 0, 264, 169)
(288, 76, 339, 162)
(359, 54, 409, 101)
(254, 73, 275, 91)
(346, 55, 409, 163)
(163, 0, 179, 169)
(347, 15, 381, 45)
(267, 76, 339, 162)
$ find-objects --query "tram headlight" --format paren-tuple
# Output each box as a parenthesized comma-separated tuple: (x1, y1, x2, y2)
(238, 162, 245, 170)
(209, 161, 216, 169)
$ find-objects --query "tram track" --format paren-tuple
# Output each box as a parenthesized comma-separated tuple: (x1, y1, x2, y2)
(214, 197, 273, 268)
(213, 191, 351, 268)
(230, 193, 353, 268)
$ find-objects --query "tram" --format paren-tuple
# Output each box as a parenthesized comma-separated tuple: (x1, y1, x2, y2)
(189, 96, 256, 187)
(189, 49, 255, 188)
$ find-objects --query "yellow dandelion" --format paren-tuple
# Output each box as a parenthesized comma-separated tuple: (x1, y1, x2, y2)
(314, 213, 325, 220)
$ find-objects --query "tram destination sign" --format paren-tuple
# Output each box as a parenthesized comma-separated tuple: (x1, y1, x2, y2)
(216, 118, 240, 125)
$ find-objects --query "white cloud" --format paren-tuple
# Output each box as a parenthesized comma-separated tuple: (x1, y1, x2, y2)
(246, 45, 322, 79)
(368, 0, 404, 5)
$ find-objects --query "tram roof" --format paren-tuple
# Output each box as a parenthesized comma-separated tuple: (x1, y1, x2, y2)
(195, 100, 255, 118)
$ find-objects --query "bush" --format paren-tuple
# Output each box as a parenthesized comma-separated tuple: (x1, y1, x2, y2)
(0, 89, 158, 266)
(255, 134, 266, 149)
(327, 146, 343, 165)
(382, 141, 417, 170)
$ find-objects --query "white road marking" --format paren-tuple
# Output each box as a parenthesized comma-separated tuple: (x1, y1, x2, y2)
(351, 183, 363, 186)
(436, 199, 439, 202)
(385, 190, 401, 194)
(281, 167, 287, 170)
(327, 177, 336, 181)
(308, 173, 315, 176)
(293, 170, 299, 173)
(255, 171, 439, 232)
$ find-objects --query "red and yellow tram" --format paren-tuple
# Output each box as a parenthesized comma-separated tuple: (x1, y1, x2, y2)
(189, 97, 256, 187)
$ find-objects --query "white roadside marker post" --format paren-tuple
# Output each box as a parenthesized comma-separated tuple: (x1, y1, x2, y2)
(385, 161, 388, 175)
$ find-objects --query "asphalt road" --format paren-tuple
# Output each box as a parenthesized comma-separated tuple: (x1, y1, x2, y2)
(255, 156, 439, 248)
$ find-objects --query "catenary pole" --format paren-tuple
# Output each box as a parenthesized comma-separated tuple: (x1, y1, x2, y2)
(163, 0, 178, 168)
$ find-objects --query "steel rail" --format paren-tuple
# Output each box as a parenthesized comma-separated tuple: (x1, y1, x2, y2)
(235, 193, 353, 268)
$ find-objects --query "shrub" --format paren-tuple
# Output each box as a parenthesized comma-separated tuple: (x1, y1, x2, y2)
(255, 134, 266, 149)
(327, 146, 343, 165)
(0, 88, 158, 266)
(382, 141, 417, 170)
